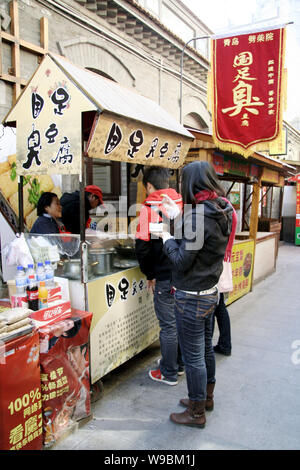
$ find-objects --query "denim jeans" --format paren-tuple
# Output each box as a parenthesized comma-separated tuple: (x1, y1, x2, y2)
(174, 289, 218, 401)
(154, 280, 182, 381)
(212, 293, 232, 353)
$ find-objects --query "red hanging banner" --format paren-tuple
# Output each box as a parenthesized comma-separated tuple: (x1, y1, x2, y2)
(211, 27, 286, 157)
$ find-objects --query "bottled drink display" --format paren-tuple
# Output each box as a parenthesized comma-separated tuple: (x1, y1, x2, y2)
(15, 265, 27, 292)
(13, 266, 28, 308)
(38, 281, 48, 310)
(44, 260, 55, 288)
(36, 262, 46, 283)
(26, 264, 36, 285)
(26, 274, 39, 311)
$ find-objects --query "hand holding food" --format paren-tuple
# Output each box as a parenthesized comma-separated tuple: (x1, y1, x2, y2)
(160, 193, 181, 219)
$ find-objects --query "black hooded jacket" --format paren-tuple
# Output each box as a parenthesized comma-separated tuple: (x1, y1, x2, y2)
(60, 191, 91, 234)
(163, 197, 233, 292)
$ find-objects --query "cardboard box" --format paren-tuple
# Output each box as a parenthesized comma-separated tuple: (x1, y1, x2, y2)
(29, 301, 72, 328)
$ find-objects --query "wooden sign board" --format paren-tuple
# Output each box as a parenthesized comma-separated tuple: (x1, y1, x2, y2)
(87, 112, 191, 169)
(5, 55, 96, 176)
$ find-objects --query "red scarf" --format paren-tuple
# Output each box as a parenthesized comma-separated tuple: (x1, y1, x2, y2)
(194, 190, 218, 202)
(194, 191, 237, 262)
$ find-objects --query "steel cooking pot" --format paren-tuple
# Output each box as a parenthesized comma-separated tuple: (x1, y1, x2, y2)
(90, 248, 116, 275)
(62, 259, 96, 280)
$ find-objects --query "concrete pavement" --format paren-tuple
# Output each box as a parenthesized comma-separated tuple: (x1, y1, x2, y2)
(52, 242, 300, 450)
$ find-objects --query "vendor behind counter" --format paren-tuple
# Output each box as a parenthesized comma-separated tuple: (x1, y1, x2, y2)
(30, 192, 66, 234)
(60, 185, 103, 234)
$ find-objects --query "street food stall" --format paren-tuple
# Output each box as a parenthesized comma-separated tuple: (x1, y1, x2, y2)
(185, 128, 294, 304)
(284, 173, 300, 245)
(2, 53, 194, 387)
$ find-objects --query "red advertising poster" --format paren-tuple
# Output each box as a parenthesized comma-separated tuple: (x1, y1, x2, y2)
(295, 175, 300, 245)
(211, 27, 286, 157)
(38, 309, 93, 446)
(0, 331, 43, 450)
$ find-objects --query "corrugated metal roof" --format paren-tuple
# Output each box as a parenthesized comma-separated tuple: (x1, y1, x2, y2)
(51, 54, 194, 140)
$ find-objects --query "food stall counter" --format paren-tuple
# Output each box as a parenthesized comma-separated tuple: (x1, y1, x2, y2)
(23, 232, 159, 385)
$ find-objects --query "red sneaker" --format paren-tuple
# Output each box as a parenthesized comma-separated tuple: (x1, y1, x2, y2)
(148, 369, 178, 386)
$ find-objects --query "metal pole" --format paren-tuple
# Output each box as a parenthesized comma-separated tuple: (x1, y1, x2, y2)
(18, 175, 24, 233)
(179, 35, 210, 124)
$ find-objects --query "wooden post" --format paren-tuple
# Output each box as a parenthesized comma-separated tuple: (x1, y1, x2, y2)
(249, 177, 261, 240)
(40, 17, 48, 52)
(10, 0, 21, 103)
(0, 0, 49, 233)
(249, 176, 261, 291)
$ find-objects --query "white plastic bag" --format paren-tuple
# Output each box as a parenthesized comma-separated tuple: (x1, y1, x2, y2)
(217, 261, 233, 293)
(3, 233, 34, 268)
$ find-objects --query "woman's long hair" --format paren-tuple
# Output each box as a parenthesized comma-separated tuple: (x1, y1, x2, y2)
(181, 161, 225, 204)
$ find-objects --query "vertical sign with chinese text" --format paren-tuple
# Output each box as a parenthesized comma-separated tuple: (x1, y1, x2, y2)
(211, 27, 286, 157)
(5, 55, 96, 176)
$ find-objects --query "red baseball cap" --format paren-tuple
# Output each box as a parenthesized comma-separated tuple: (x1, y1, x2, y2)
(85, 185, 103, 205)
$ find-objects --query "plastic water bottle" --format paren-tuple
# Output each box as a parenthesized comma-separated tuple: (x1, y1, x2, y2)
(26, 264, 36, 285)
(15, 265, 27, 293)
(13, 266, 28, 308)
(26, 274, 39, 311)
(36, 262, 46, 283)
(44, 260, 55, 288)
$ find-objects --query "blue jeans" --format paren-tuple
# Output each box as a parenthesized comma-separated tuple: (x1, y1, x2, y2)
(174, 289, 218, 401)
(212, 293, 232, 353)
(154, 280, 183, 381)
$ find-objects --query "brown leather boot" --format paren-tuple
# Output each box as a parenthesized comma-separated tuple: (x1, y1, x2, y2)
(170, 401, 206, 428)
(179, 382, 215, 411)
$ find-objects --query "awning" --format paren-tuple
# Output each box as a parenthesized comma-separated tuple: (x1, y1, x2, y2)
(3, 53, 194, 176)
(185, 127, 296, 185)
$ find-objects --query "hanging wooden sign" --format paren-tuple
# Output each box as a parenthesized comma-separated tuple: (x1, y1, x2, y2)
(87, 112, 191, 169)
(4, 55, 96, 176)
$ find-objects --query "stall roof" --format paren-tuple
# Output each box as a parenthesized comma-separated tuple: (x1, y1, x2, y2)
(186, 127, 296, 174)
(3, 53, 194, 173)
(51, 54, 193, 139)
(4, 53, 193, 140)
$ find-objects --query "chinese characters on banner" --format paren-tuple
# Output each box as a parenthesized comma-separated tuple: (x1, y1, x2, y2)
(226, 240, 255, 305)
(87, 112, 191, 169)
(5, 55, 96, 176)
(0, 331, 43, 450)
(88, 267, 159, 384)
(211, 27, 286, 157)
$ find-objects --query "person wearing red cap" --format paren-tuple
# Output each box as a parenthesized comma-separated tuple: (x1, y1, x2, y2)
(60, 185, 103, 234)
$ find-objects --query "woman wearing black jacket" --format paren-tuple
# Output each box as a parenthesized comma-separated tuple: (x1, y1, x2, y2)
(156, 161, 233, 428)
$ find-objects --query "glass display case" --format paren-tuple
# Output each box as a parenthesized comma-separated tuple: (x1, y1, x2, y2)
(24, 232, 138, 282)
